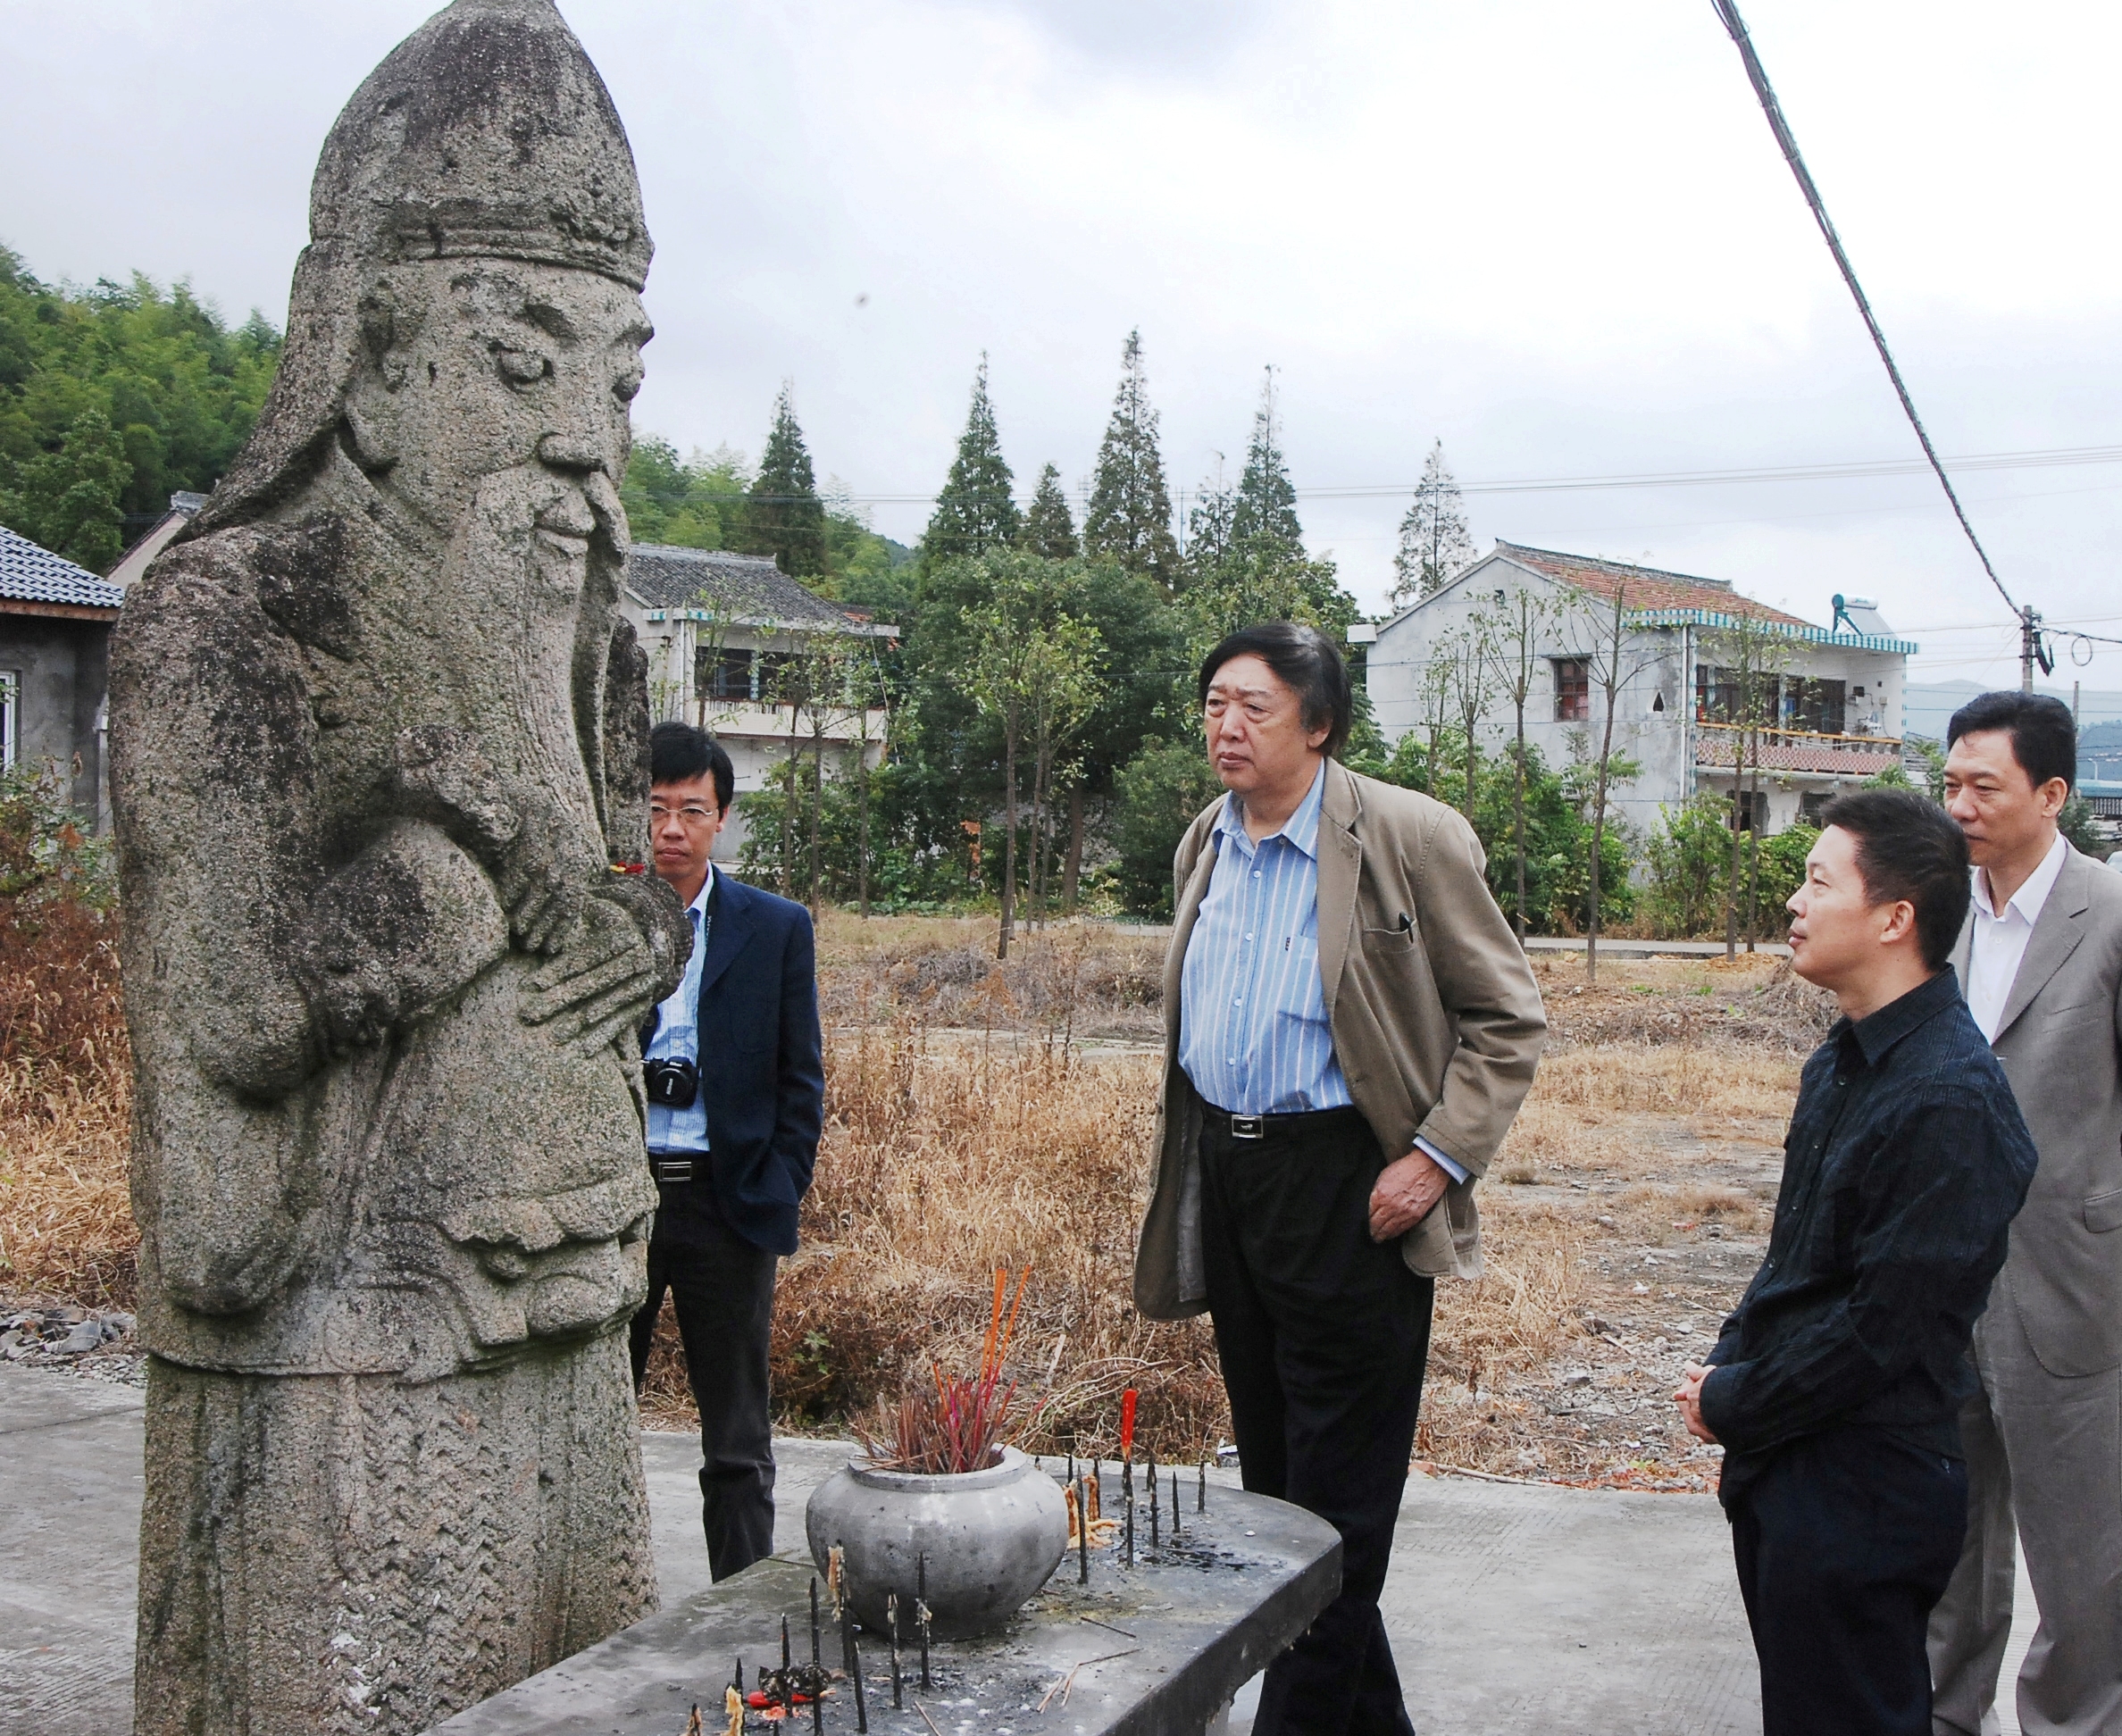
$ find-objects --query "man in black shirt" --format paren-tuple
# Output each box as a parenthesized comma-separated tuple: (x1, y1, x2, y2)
(1674, 789, 2037, 1736)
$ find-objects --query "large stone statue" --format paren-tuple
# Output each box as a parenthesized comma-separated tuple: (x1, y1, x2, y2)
(107, 4, 689, 1729)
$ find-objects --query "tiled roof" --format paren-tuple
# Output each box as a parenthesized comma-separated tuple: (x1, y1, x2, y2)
(1494, 541, 1815, 630)
(0, 522, 125, 612)
(622, 545, 861, 632)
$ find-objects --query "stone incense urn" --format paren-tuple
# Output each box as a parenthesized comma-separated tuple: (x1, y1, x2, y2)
(806, 1448, 1069, 1638)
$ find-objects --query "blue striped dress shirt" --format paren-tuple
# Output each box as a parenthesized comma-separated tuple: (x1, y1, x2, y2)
(1178, 763, 1467, 1181)
(1179, 764, 1353, 1115)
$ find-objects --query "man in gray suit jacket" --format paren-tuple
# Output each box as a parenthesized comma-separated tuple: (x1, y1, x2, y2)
(1929, 691, 2122, 1736)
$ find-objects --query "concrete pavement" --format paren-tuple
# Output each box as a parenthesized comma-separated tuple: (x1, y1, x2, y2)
(0, 1362, 2033, 1734)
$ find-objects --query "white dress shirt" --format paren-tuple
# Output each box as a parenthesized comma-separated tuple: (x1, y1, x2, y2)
(645, 865, 714, 1154)
(1965, 832, 2068, 1043)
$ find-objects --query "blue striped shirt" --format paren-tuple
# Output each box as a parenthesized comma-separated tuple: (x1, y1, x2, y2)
(1179, 764, 1354, 1116)
(1177, 763, 1468, 1183)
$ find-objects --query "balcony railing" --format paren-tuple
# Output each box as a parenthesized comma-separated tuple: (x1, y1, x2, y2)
(1693, 720, 1902, 750)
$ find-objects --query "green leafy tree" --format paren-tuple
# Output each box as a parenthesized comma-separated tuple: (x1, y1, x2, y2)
(1112, 735, 1224, 918)
(959, 554, 1105, 956)
(621, 438, 750, 549)
(1082, 330, 1179, 591)
(2, 408, 129, 571)
(0, 252, 281, 565)
(747, 386, 827, 577)
(923, 355, 1019, 564)
(1020, 463, 1079, 557)
(1389, 440, 1475, 608)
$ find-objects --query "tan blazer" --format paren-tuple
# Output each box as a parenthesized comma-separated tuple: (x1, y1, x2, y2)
(1951, 845, 2122, 1377)
(1133, 761, 1549, 1319)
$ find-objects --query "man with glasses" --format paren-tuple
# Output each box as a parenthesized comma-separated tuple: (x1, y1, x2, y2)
(628, 721, 823, 1580)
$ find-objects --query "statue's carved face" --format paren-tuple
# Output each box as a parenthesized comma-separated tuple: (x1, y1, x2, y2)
(347, 262, 651, 540)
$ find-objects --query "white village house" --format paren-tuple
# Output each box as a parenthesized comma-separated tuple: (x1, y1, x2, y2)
(1366, 542, 1918, 842)
(619, 545, 897, 862)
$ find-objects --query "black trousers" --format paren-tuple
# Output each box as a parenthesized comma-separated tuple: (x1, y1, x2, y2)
(1728, 1426, 1967, 1736)
(1200, 1106, 1432, 1736)
(627, 1187, 781, 1583)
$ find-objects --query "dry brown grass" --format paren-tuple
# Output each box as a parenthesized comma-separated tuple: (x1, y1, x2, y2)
(8, 903, 1818, 1489)
(0, 899, 136, 1306)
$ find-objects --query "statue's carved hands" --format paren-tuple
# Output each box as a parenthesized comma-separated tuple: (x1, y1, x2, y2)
(520, 877, 689, 1055)
(492, 787, 592, 957)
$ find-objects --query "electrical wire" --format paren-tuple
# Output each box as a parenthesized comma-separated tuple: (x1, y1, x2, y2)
(1709, 0, 2018, 619)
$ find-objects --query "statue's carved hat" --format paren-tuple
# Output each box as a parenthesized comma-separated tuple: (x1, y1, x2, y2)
(197, 0, 651, 530)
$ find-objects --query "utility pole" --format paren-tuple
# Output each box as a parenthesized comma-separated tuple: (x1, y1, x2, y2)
(2019, 605, 2051, 693)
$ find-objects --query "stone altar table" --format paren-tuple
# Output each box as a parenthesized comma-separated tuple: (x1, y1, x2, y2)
(431, 1473, 1340, 1736)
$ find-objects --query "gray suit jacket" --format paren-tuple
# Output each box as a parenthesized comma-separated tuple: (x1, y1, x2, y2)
(1950, 845, 2122, 1377)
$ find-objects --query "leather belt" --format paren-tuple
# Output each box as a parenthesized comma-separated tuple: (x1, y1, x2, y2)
(1200, 1104, 1368, 1142)
(647, 1151, 701, 1183)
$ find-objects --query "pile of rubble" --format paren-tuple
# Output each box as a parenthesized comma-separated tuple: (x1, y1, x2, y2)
(1, 1301, 142, 1382)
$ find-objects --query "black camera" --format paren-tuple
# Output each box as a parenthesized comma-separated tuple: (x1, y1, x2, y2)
(643, 1056, 698, 1109)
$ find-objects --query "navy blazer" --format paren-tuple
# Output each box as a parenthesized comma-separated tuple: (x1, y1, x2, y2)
(646, 872, 823, 1256)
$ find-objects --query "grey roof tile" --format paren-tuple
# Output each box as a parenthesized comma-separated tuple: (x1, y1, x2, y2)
(0, 522, 126, 611)
(622, 545, 856, 630)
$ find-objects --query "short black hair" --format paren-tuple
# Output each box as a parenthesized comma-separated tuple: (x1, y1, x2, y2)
(649, 720, 734, 813)
(1818, 788, 1971, 972)
(1947, 689, 2076, 793)
(1197, 622, 1354, 760)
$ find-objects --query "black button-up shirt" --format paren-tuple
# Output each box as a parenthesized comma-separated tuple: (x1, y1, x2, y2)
(1701, 967, 2036, 1507)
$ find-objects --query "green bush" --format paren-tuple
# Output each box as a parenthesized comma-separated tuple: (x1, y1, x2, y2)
(1111, 735, 1224, 918)
(1642, 794, 1732, 939)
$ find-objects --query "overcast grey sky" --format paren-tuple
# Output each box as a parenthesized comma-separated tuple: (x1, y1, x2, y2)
(7, 0, 2121, 693)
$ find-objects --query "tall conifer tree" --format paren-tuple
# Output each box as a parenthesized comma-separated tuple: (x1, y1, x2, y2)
(1390, 439, 1475, 607)
(1021, 463, 1079, 556)
(1232, 366, 1303, 552)
(747, 385, 827, 577)
(1082, 330, 1179, 591)
(923, 355, 1020, 563)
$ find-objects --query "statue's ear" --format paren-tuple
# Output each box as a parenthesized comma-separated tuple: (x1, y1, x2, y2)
(345, 280, 414, 472)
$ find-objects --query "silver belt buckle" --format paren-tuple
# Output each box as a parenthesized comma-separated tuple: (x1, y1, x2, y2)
(656, 1156, 693, 1183)
(1230, 1114, 1265, 1140)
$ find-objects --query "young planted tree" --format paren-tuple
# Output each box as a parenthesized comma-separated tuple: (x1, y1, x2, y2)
(962, 561, 1104, 957)
(747, 385, 827, 578)
(1025, 614, 1105, 927)
(1700, 614, 1795, 959)
(1082, 330, 1180, 592)
(1566, 581, 1659, 981)
(1445, 622, 1496, 822)
(1020, 463, 1079, 557)
(923, 355, 1020, 563)
(1389, 439, 1476, 610)
(1415, 644, 1458, 801)
(1482, 588, 1560, 944)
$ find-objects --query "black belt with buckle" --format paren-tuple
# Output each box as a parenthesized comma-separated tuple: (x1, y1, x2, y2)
(647, 1151, 700, 1183)
(1201, 1104, 1368, 1141)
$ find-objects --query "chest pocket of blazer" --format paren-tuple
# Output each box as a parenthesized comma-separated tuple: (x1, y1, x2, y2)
(1360, 914, 1421, 954)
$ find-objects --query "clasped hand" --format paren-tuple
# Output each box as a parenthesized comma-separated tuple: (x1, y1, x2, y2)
(519, 895, 664, 1055)
(1367, 1148, 1451, 1242)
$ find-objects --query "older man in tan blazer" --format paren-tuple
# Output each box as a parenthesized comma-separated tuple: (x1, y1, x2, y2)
(1135, 622, 1546, 1736)
(1928, 691, 2122, 1736)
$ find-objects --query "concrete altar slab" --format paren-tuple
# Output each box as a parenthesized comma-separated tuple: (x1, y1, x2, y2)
(431, 1471, 1341, 1736)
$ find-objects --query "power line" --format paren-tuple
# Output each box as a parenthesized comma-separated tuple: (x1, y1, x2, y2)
(717, 438, 2122, 510)
(1709, 0, 2050, 689)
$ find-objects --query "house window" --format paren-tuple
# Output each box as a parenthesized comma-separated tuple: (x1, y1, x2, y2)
(1799, 791, 1830, 826)
(1786, 677, 1846, 736)
(755, 651, 800, 705)
(1731, 789, 1767, 831)
(0, 672, 14, 769)
(1552, 658, 1590, 722)
(696, 646, 754, 702)
(1696, 664, 1740, 723)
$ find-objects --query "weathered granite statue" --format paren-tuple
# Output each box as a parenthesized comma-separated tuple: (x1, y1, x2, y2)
(107, 4, 690, 1730)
